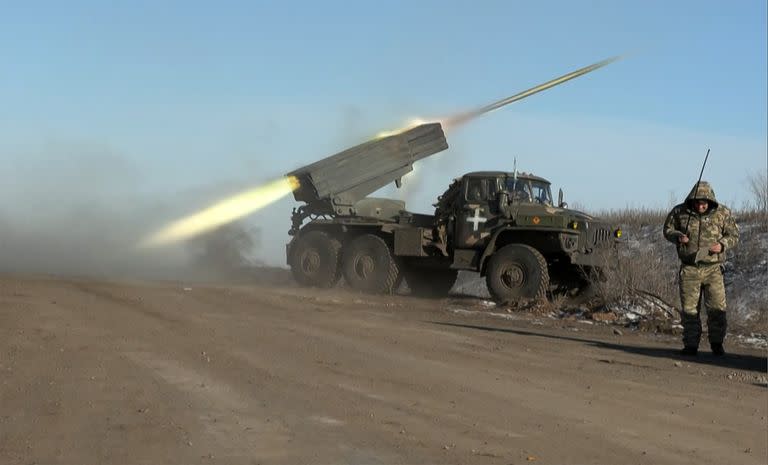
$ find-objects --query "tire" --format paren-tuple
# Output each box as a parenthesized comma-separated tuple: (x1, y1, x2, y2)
(485, 244, 549, 303)
(342, 234, 401, 294)
(404, 268, 457, 298)
(289, 230, 342, 288)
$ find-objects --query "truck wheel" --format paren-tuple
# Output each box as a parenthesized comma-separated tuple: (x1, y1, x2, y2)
(342, 234, 400, 294)
(486, 244, 549, 303)
(404, 268, 457, 298)
(289, 231, 342, 288)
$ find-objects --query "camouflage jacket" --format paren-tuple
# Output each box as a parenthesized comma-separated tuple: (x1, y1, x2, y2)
(663, 181, 739, 265)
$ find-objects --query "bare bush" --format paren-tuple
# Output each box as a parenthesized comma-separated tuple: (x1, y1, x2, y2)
(736, 170, 768, 233)
(747, 170, 768, 212)
(592, 244, 679, 310)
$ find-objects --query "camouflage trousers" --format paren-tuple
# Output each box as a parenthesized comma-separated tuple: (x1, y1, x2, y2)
(678, 263, 727, 347)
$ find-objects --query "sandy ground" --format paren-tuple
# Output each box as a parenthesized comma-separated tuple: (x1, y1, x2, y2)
(1, 274, 766, 465)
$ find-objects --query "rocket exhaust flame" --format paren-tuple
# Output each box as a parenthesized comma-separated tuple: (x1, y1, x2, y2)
(139, 176, 300, 248)
(374, 118, 430, 139)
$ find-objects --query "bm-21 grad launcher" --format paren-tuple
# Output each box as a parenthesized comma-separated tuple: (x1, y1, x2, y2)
(285, 57, 623, 302)
(287, 123, 447, 231)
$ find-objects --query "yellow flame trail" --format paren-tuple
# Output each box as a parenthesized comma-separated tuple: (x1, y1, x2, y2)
(139, 176, 300, 248)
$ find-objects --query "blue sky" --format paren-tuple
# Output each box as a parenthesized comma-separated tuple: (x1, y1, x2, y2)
(1, 1, 766, 265)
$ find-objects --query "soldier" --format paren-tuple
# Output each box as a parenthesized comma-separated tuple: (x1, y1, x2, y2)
(663, 181, 739, 356)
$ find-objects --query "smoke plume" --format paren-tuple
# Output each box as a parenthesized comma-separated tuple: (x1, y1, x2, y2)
(0, 142, 269, 282)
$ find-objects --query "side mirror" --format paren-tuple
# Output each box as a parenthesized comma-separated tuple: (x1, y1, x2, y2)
(558, 188, 567, 208)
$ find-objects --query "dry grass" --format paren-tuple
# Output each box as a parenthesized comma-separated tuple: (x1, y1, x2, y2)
(596, 207, 668, 228)
(734, 208, 768, 234)
(598, 204, 767, 233)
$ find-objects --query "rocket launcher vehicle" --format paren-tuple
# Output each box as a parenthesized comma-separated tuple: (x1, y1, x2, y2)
(286, 55, 620, 234)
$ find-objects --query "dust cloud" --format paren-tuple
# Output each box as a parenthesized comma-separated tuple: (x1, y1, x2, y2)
(0, 143, 276, 283)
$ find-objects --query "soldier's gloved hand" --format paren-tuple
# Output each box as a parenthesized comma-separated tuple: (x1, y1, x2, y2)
(709, 243, 722, 254)
(679, 235, 689, 244)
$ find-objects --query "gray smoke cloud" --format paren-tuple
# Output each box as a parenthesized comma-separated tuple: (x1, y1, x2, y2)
(0, 141, 273, 282)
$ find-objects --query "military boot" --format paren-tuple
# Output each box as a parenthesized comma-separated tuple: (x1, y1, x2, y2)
(707, 310, 727, 357)
(710, 343, 725, 356)
(680, 313, 702, 356)
(680, 346, 698, 356)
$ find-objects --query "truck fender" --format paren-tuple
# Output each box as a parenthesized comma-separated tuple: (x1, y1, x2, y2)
(477, 226, 515, 275)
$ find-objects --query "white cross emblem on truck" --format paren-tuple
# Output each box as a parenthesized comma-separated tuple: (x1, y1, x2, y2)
(467, 207, 487, 231)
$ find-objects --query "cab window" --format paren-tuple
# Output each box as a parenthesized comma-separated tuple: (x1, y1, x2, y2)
(487, 178, 500, 198)
(531, 184, 552, 205)
(465, 178, 488, 201)
(506, 178, 532, 202)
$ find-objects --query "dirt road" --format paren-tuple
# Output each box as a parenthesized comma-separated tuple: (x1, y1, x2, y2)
(1, 274, 765, 464)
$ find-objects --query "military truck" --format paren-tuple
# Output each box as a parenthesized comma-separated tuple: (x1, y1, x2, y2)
(285, 122, 621, 303)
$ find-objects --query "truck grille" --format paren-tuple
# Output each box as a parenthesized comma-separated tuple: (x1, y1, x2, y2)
(592, 227, 610, 245)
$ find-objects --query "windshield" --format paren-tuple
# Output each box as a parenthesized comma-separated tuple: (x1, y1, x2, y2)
(505, 177, 552, 205)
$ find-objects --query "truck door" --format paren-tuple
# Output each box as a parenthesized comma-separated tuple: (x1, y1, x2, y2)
(455, 177, 496, 249)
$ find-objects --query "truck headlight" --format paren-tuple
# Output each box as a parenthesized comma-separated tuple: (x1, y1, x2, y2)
(614, 228, 622, 238)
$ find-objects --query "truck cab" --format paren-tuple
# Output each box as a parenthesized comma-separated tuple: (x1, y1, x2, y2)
(453, 171, 556, 250)
(429, 171, 620, 301)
